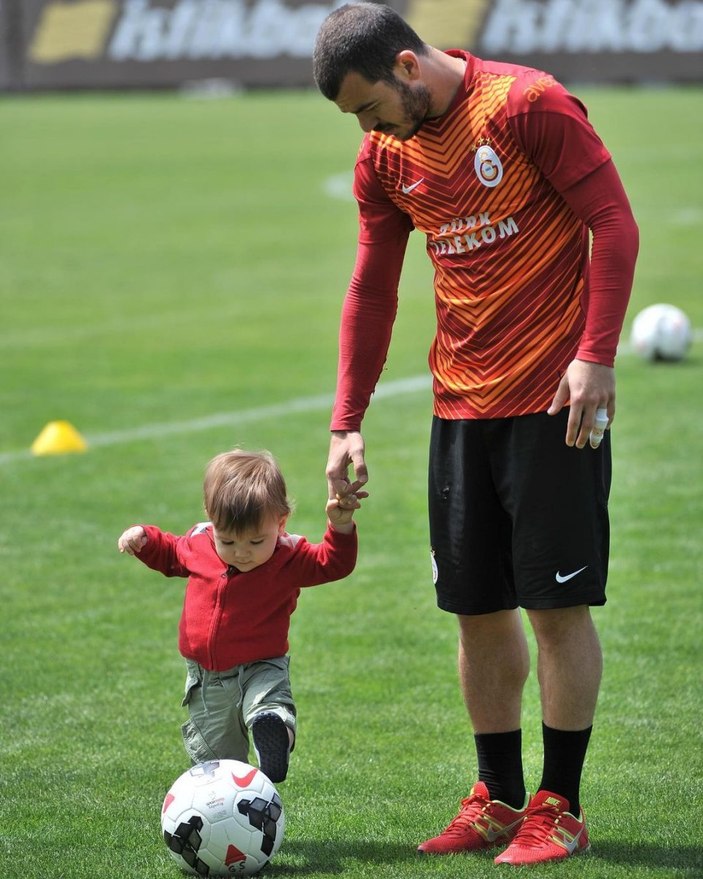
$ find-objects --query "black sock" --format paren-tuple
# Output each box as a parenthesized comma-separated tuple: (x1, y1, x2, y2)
(539, 723, 592, 816)
(474, 729, 526, 809)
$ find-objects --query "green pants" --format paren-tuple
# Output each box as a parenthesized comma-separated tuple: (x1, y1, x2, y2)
(181, 656, 297, 765)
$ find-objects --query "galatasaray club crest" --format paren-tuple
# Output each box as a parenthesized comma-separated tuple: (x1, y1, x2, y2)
(474, 143, 503, 188)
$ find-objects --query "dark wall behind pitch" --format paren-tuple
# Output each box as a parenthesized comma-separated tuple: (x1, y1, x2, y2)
(3, 0, 703, 92)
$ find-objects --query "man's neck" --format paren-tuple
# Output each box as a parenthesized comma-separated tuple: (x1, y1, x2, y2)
(425, 46, 468, 118)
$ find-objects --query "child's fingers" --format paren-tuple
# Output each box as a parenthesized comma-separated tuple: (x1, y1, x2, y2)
(335, 492, 360, 509)
(118, 528, 146, 554)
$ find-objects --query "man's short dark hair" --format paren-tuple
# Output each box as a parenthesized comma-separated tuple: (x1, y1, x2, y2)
(313, 2, 427, 101)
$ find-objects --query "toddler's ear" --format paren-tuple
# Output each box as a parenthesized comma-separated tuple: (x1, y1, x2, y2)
(277, 515, 289, 534)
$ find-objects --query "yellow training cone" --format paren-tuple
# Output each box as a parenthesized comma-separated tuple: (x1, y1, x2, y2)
(31, 420, 88, 456)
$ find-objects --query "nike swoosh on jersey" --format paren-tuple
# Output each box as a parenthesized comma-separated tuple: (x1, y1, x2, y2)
(401, 178, 424, 194)
(555, 565, 588, 583)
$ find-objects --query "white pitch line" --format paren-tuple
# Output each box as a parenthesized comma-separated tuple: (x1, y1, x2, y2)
(0, 375, 431, 467)
(3, 329, 701, 467)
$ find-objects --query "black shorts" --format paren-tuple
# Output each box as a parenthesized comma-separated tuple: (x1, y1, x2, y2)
(428, 411, 611, 614)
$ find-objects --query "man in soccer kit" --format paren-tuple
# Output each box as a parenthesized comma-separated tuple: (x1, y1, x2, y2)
(313, 3, 638, 866)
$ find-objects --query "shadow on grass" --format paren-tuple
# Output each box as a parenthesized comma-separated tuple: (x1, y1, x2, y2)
(266, 838, 424, 875)
(267, 838, 703, 875)
(590, 841, 703, 873)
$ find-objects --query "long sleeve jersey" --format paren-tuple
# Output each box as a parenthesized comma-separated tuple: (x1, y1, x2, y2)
(332, 50, 638, 429)
(134, 522, 357, 671)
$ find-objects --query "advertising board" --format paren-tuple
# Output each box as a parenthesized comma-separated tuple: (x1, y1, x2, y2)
(3, 0, 702, 91)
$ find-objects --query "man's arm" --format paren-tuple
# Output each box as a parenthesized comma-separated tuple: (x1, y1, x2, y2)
(327, 155, 411, 493)
(510, 84, 639, 446)
(548, 160, 639, 447)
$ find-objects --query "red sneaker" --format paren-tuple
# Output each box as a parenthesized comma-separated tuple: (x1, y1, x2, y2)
(417, 782, 528, 854)
(494, 790, 590, 865)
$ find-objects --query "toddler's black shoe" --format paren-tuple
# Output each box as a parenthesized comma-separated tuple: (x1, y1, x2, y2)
(252, 713, 291, 783)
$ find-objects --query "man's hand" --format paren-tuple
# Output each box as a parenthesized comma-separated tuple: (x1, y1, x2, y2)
(548, 359, 615, 448)
(326, 430, 368, 500)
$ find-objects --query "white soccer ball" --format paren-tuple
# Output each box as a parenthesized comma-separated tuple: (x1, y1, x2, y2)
(161, 760, 285, 877)
(630, 303, 693, 362)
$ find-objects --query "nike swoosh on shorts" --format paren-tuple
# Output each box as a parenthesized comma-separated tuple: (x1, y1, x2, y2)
(555, 565, 588, 583)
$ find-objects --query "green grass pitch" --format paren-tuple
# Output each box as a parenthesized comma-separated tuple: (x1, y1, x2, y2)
(0, 85, 701, 878)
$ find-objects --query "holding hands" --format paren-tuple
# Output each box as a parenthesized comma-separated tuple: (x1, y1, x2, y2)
(325, 430, 369, 533)
(326, 488, 367, 533)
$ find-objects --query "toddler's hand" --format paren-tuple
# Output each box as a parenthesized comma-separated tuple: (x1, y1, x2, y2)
(118, 526, 147, 555)
(326, 490, 367, 530)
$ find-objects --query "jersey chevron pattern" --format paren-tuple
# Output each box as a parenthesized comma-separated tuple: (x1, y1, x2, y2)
(355, 52, 610, 420)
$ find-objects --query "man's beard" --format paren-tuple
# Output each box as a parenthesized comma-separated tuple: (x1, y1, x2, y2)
(385, 79, 432, 141)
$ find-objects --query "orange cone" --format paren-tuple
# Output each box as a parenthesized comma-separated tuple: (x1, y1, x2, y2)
(31, 421, 88, 456)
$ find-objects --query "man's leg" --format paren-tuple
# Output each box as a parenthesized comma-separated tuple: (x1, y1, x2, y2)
(458, 609, 529, 733)
(458, 610, 530, 809)
(528, 605, 602, 731)
(495, 605, 600, 865)
(528, 604, 601, 814)
(418, 610, 530, 854)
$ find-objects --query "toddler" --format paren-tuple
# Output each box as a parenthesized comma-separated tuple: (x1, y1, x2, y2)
(118, 448, 362, 782)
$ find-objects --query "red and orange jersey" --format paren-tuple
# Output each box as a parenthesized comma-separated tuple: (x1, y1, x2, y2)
(350, 52, 612, 421)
